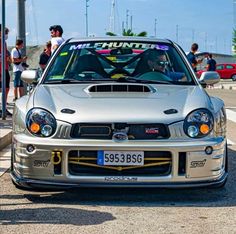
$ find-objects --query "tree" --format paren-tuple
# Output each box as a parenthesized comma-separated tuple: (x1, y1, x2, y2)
(122, 29, 135, 36)
(135, 31, 148, 37)
(106, 29, 147, 37)
(233, 28, 236, 56)
(106, 31, 117, 36)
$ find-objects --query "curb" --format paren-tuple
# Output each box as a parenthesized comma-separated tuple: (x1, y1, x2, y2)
(0, 130, 12, 151)
(208, 85, 236, 90)
(219, 85, 236, 90)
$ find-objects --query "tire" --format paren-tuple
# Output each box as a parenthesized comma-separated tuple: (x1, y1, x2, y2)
(231, 74, 236, 81)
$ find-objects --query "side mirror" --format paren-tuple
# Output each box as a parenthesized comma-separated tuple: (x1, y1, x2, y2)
(199, 71, 220, 85)
(21, 70, 40, 84)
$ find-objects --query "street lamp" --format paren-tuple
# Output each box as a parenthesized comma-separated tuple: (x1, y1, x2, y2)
(85, 0, 89, 37)
(154, 18, 157, 37)
(17, 0, 27, 95)
(126, 9, 129, 30)
(234, 0, 236, 27)
(176, 24, 179, 43)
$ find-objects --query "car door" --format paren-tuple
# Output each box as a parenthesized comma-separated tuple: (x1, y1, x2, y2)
(216, 64, 224, 78)
(224, 64, 236, 79)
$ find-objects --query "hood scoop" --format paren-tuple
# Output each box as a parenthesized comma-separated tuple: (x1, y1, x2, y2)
(86, 83, 156, 93)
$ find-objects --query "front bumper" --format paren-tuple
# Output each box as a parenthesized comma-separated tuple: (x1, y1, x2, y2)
(11, 134, 227, 189)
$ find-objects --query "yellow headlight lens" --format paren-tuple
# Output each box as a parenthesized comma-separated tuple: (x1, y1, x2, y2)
(30, 123, 40, 133)
(200, 124, 210, 134)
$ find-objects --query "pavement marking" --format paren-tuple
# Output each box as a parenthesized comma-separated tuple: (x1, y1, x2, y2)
(226, 109, 236, 123)
(225, 109, 236, 145)
(227, 139, 235, 146)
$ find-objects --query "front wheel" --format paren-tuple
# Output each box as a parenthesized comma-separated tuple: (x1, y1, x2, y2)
(231, 74, 236, 81)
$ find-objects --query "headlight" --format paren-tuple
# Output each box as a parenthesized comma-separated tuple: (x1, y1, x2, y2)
(26, 108, 57, 137)
(184, 109, 213, 138)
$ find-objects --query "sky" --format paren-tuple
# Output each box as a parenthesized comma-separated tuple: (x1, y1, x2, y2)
(1, 0, 235, 54)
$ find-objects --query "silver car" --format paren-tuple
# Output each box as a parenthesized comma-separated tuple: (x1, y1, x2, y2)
(11, 37, 227, 189)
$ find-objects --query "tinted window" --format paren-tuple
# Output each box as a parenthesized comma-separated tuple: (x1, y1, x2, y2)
(216, 65, 224, 70)
(226, 65, 234, 69)
(43, 40, 194, 85)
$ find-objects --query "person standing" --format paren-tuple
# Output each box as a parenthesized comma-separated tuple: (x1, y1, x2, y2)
(0, 24, 12, 116)
(206, 53, 216, 71)
(39, 41, 51, 71)
(187, 43, 203, 72)
(49, 25, 64, 54)
(206, 53, 217, 89)
(11, 39, 27, 101)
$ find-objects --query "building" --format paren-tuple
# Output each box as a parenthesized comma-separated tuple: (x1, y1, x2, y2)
(195, 52, 236, 70)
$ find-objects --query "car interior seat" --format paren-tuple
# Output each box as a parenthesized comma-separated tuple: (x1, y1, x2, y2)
(74, 54, 109, 77)
(132, 54, 152, 76)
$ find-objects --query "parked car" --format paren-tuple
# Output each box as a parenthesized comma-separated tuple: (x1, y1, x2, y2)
(197, 63, 236, 81)
(215, 64, 236, 80)
(11, 37, 227, 189)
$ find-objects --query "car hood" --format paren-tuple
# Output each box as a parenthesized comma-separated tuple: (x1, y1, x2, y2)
(32, 83, 213, 124)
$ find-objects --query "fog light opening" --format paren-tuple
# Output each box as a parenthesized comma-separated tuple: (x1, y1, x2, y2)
(26, 144, 35, 153)
(205, 146, 213, 155)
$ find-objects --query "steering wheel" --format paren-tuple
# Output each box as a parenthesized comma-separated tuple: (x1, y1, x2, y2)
(137, 71, 172, 82)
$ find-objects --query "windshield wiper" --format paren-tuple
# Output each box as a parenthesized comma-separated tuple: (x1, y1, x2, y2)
(61, 79, 82, 83)
(115, 77, 172, 84)
(44, 79, 81, 84)
(44, 78, 116, 84)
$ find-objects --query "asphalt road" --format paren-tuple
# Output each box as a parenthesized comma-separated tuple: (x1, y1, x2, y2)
(207, 88, 236, 108)
(1, 88, 236, 234)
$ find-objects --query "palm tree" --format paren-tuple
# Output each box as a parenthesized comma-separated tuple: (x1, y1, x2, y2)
(233, 29, 236, 56)
(122, 29, 134, 36)
(106, 29, 147, 37)
(106, 31, 117, 36)
(136, 31, 147, 37)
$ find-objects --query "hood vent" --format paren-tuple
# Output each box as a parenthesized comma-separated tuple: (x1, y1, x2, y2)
(87, 84, 155, 93)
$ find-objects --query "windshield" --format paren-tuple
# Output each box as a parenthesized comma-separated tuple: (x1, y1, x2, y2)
(43, 40, 194, 85)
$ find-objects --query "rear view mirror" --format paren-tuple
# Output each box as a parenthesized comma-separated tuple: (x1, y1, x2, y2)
(199, 71, 220, 85)
(21, 70, 40, 84)
(110, 48, 133, 55)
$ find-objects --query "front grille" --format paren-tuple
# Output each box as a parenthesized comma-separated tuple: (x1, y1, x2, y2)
(68, 150, 172, 176)
(70, 123, 170, 140)
(71, 124, 112, 139)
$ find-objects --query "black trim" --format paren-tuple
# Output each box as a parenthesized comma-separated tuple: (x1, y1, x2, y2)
(11, 171, 228, 190)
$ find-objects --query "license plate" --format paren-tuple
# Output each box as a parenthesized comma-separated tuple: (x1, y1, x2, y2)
(97, 151, 144, 166)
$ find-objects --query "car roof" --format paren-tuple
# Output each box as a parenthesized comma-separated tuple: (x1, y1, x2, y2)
(66, 37, 173, 44)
